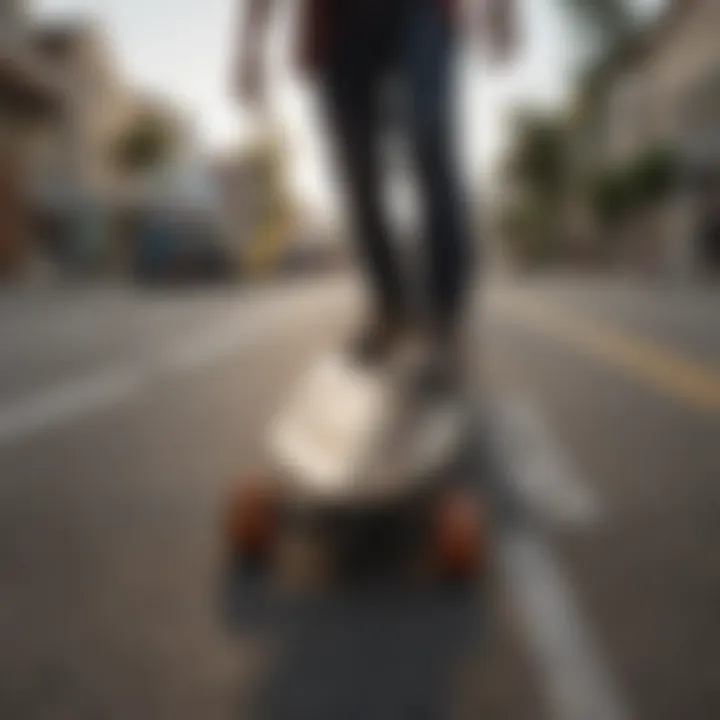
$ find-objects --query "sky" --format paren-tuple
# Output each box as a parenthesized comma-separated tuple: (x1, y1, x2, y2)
(33, 0, 591, 218)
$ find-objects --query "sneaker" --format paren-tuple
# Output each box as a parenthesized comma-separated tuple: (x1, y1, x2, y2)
(347, 315, 407, 368)
(410, 323, 465, 401)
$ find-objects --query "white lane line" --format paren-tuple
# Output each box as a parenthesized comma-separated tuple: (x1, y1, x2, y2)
(501, 530, 630, 720)
(0, 293, 128, 365)
(156, 284, 355, 375)
(0, 317, 258, 445)
(0, 367, 143, 445)
(158, 318, 265, 374)
(0, 310, 286, 444)
(0, 285, 356, 445)
(492, 393, 629, 719)
(491, 395, 600, 528)
(0, 321, 262, 446)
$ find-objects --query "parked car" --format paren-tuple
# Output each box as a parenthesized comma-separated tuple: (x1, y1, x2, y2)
(133, 215, 236, 284)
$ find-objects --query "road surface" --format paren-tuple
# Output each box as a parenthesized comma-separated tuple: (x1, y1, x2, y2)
(0, 276, 718, 719)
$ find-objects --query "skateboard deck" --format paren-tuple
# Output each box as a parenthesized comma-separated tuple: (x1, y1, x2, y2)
(226, 350, 486, 587)
(269, 352, 467, 506)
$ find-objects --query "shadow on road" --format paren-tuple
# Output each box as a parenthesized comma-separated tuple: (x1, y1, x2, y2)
(222, 570, 485, 720)
(217, 407, 512, 719)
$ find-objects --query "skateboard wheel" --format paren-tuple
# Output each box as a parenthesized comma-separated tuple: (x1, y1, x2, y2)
(433, 492, 487, 581)
(225, 476, 277, 561)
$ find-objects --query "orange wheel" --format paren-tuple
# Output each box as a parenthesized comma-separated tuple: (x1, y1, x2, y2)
(225, 476, 278, 561)
(433, 492, 488, 581)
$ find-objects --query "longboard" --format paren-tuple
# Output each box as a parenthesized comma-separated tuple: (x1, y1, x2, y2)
(268, 352, 468, 507)
(225, 350, 485, 585)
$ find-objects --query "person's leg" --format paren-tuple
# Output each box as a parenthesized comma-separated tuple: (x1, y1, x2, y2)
(400, 0, 471, 336)
(320, 7, 405, 334)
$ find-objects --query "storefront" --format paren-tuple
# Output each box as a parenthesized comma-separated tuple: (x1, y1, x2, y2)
(0, 53, 58, 278)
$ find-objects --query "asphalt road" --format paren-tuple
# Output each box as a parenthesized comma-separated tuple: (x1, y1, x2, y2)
(0, 275, 718, 719)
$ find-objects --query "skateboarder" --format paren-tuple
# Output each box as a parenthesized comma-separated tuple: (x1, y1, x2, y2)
(237, 0, 518, 388)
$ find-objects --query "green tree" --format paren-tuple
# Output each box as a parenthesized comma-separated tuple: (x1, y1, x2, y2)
(500, 111, 570, 266)
(113, 110, 179, 174)
(590, 145, 681, 235)
(562, 0, 635, 63)
(562, 0, 642, 128)
(591, 166, 632, 229)
(504, 112, 568, 203)
(629, 145, 681, 204)
(559, 0, 646, 261)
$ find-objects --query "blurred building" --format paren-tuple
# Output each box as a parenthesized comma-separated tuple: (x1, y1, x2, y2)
(27, 19, 193, 274)
(214, 134, 296, 277)
(0, 0, 60, 278)
(109, 94, 198, 272)
(601, 0, 720, 277)
(27, 19, 126, 270)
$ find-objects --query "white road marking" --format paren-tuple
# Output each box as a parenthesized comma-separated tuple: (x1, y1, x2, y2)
(491, 392, 628, 719)
(0, 367, 143, 445)
(491, 395, 600, 528)
(501, 529, 630, 720)
(0, 300, 122, 368)
(0, 281, 356, 444)
(159, 319, 265, 374)
(0, 306, 294, 444)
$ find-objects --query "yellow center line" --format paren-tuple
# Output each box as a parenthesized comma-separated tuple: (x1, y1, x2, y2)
(495, 295, 720, 414)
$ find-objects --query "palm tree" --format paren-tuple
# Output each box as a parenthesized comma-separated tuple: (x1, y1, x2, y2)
(500, 110, 570, 265)
(562, 0, 636, 63)
(561, 0, 653, 263)
(504, 112, 568, 204)
(113, 109, 179, 175)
